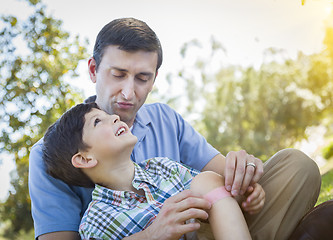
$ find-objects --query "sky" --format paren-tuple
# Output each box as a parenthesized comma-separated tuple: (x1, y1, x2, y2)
(0, 0, 332, 199)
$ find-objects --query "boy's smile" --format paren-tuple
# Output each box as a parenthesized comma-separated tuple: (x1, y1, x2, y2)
(115, 126, 126, 136)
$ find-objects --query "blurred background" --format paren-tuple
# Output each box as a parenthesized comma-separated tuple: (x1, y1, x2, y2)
(1, 0, 333, 238)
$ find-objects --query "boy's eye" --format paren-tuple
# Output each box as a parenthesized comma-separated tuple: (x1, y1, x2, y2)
(94, 118, 101, 126)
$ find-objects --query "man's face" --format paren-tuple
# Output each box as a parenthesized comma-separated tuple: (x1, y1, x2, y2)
(88, 45, 158, 127)
(82, 108, 137, 160)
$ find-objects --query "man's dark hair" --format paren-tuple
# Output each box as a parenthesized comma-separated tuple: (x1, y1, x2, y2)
(43, 103, 100, 188)
(93, 17, 163, 71)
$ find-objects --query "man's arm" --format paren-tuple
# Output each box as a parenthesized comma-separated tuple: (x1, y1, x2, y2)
(201, 153, 225, 175)
(38, 231, 80, 240)
(29, 140, 92, 239)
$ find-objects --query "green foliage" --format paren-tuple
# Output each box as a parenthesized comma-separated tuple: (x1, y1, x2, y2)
(322, 141, 333, 160)
(0, 0, 88, 236)
(167, 35, 333, 160)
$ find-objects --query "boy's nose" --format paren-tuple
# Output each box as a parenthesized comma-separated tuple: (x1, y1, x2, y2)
(111, 115, 120, 124)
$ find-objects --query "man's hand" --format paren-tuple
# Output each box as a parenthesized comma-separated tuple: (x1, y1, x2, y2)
(140, 189, 211, 240)
(241, 183, 265, 215)
(224, 150, 263, 197)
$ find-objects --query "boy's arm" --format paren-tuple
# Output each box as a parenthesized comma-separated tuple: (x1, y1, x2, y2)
(202, 152, 264, 197)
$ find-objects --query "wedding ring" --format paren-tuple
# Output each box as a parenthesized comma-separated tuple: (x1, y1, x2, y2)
(246, 162, 256, 169)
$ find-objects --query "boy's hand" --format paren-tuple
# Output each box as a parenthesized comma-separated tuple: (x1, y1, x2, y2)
(241, 183, 265, 215)
(144, 190, 211, 240)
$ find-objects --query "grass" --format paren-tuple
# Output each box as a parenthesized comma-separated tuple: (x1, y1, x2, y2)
(317, 166, 333, 205)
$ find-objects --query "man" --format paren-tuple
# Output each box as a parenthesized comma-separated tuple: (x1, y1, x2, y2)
(29, 17, 321, 240)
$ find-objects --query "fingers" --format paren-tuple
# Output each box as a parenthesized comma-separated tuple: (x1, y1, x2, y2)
(224, 150, 264, 197)
(225, 150, 247, 195)
(177, 221, 201, 235)
(178, 208, 209, 222)
(165, 190, 211, 211)
(245, 198, 265, 214)
(225, 150, 248, 196)
(240, 155, 256, 195)
(224, 151, 237, 192)
(242, 184, 265, 214)
(251, 157, 264, 184)
(149, 190, 211, 239)
(162, 190, 211, 221)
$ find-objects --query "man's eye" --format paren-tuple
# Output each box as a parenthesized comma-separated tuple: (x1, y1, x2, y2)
(113, 74, 124, 78)
(137, 76, 149, 82)
(94, 118, 101, 126)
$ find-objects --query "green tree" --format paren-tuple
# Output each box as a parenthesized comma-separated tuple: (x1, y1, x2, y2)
(0, 0, 88, 237)
(319, 9, 333, 158)
(171, 37, 332, 160)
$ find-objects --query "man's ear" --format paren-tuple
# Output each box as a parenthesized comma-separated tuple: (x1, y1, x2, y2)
(88, 57, 97, 83)
(72, 152, 98, 169)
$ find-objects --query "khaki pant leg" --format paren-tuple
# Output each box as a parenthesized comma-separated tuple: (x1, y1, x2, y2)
(245, 148, 321, 240)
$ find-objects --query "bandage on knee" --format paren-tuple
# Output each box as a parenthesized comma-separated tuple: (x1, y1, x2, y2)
(204, 186, 231, 205)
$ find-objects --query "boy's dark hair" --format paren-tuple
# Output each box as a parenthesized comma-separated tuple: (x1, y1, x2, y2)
(43, 103, 100, 188)
(93, 17, 163, 72)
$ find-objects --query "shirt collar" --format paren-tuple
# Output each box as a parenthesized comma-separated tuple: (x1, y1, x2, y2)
(134, 104, 151, 127)
(91, 161, 158, 204)
(132, 161, 158, 188)
(131, 105, 151, 145)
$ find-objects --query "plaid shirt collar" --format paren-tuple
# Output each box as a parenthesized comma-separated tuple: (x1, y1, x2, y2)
(92, 162, 158, 207)
(132, 161, 158, 188)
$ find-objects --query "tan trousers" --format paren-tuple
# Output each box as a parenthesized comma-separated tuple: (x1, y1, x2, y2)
(195, 148, 321, 240)
(245, 148, 321, 240)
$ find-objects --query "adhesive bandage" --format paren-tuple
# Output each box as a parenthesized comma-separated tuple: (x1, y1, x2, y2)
(203, 186, 232, 204)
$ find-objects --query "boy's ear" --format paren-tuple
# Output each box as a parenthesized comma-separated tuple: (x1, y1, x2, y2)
(72, 152, 98, 169)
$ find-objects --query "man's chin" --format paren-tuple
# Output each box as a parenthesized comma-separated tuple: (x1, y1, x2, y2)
(117, 113, 135, 126)
(112, 104, 137, 125)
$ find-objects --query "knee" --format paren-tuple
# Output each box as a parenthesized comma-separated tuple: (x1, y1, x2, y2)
(190, 171, 224, 195)
(280, 148, 319, 171)
(272, 148, 321, 186)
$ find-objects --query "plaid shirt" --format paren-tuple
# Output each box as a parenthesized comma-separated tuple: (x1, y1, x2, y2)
(79, 157, 199, 240)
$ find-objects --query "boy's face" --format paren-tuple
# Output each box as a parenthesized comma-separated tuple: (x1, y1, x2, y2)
(89, 45, 158, 128)
(81, 108, 137, 160)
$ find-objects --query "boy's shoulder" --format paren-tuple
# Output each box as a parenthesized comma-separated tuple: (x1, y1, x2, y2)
(140, 157, 197, 177)
(140, 157, 177, 168)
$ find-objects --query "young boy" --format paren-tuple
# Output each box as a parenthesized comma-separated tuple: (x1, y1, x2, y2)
(43, 102, 264, 240)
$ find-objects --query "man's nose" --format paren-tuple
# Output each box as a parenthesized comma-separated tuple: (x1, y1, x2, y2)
(121, 79, 135, 100)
